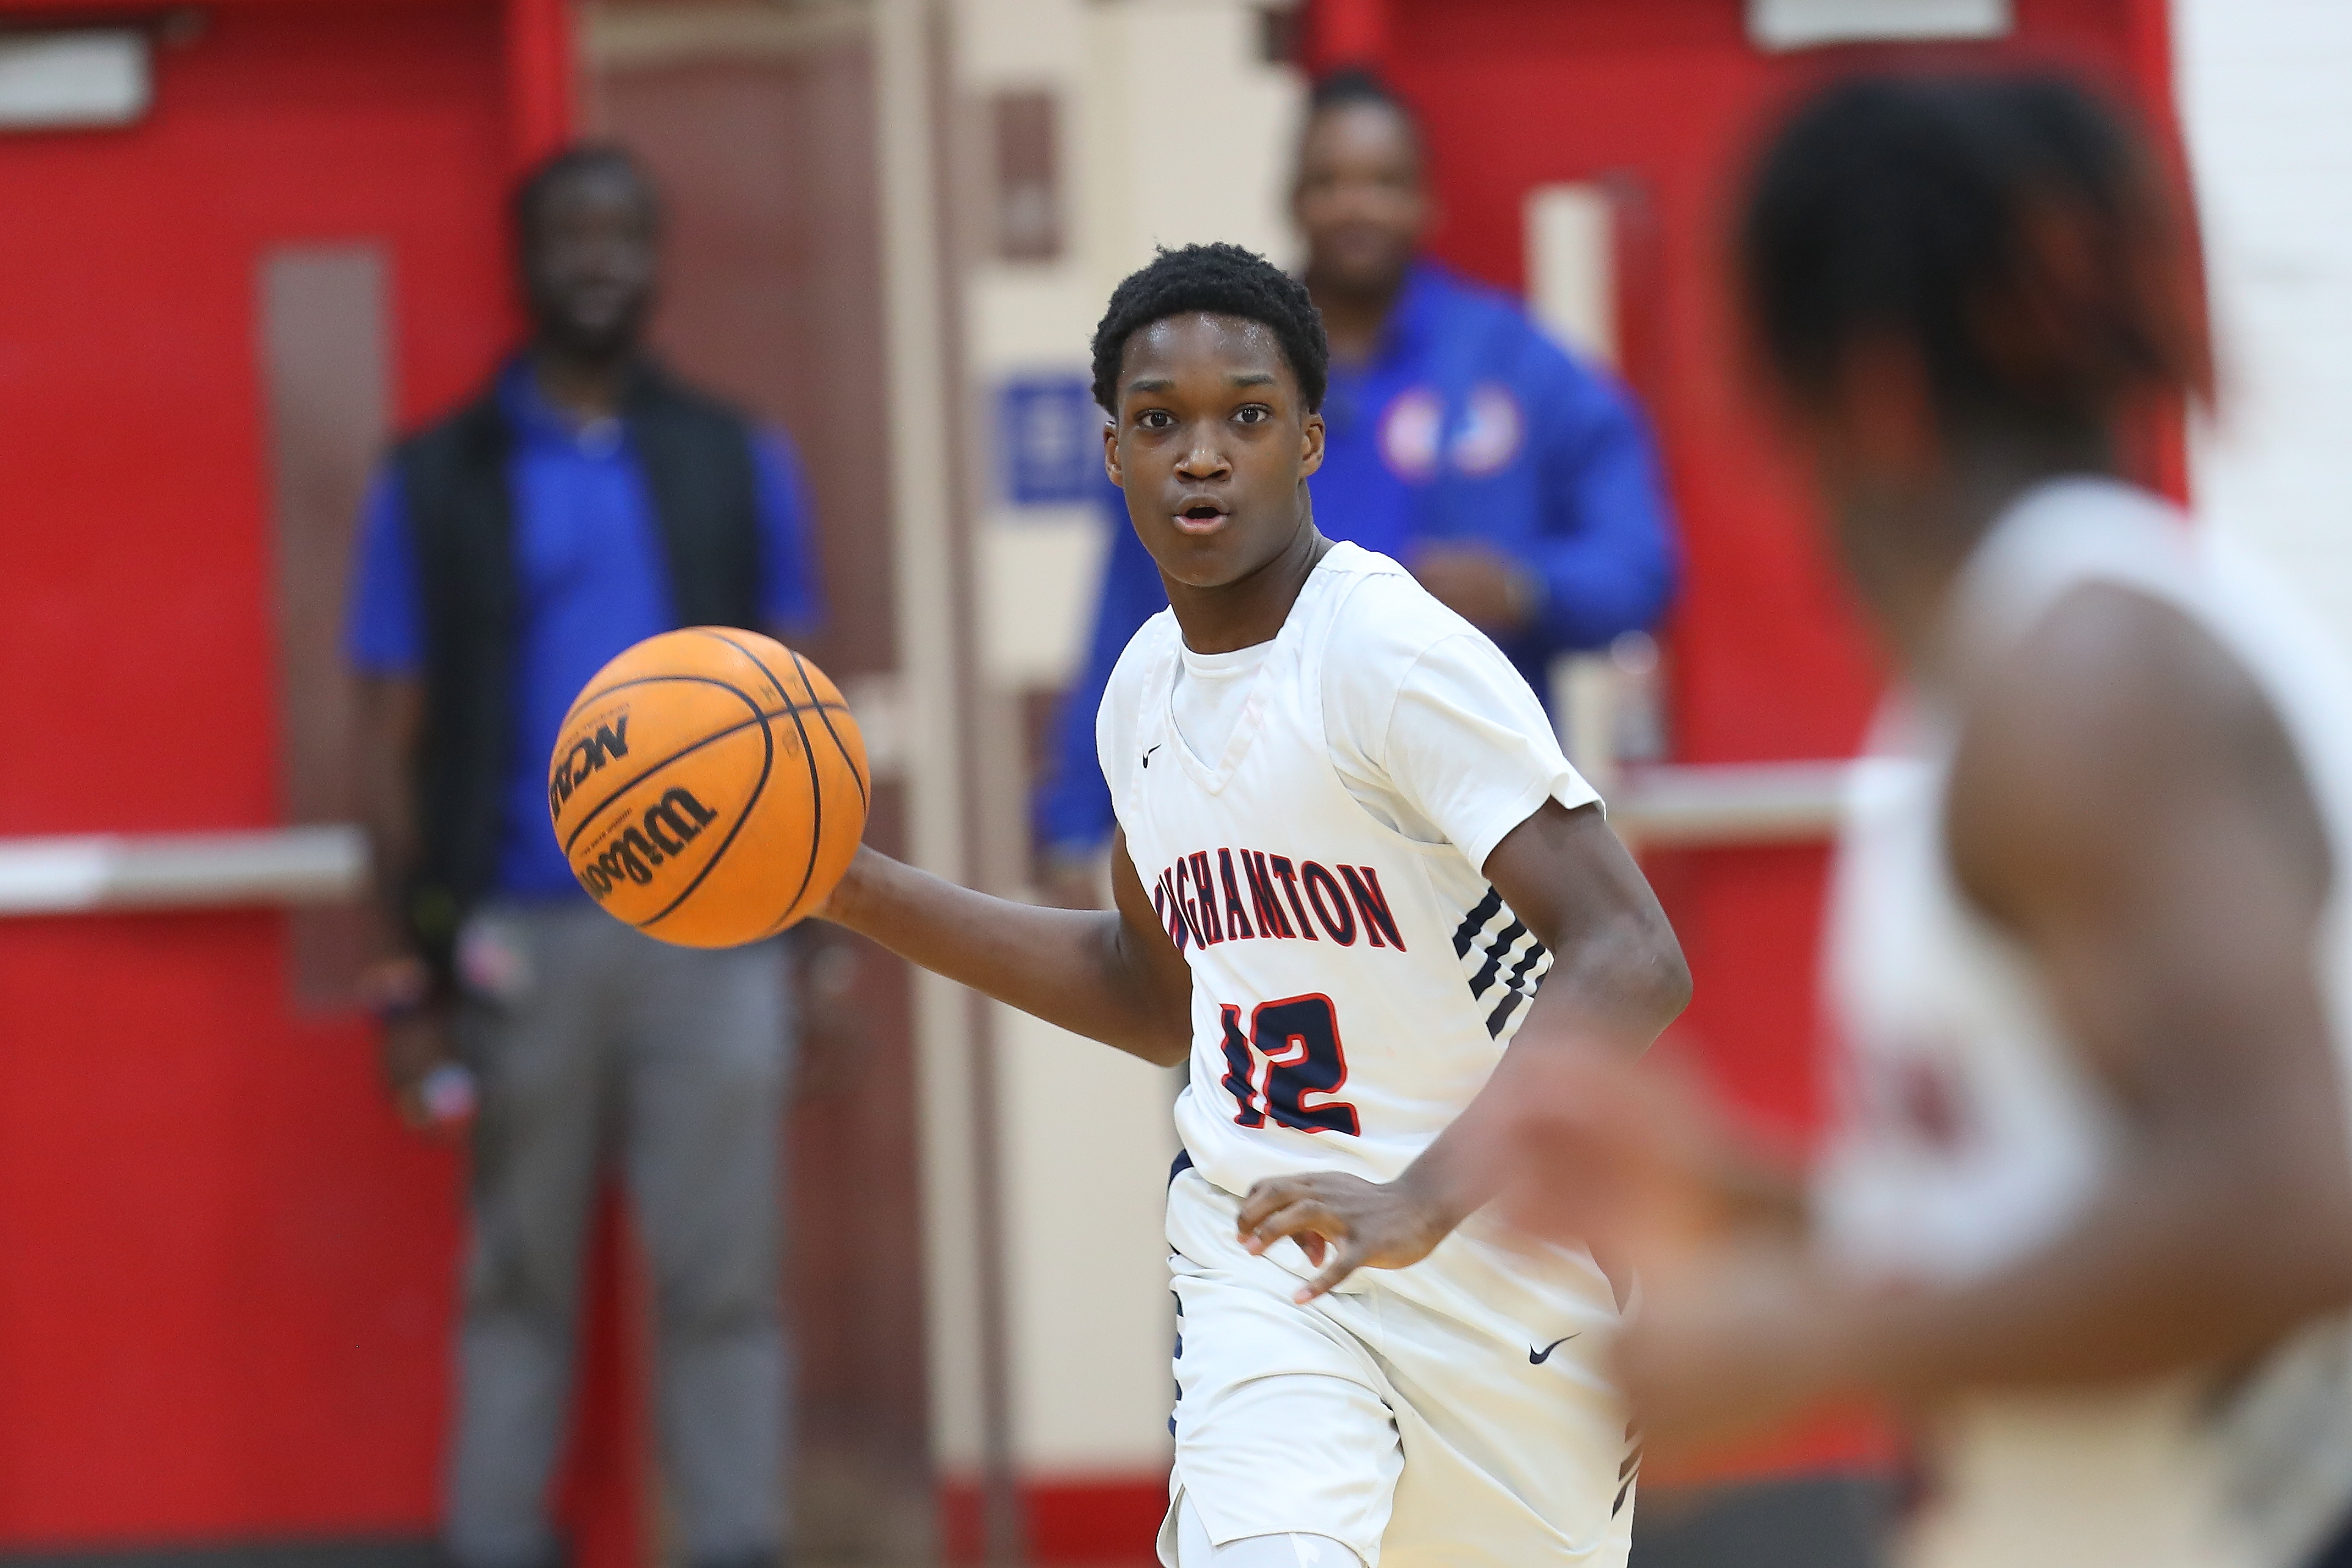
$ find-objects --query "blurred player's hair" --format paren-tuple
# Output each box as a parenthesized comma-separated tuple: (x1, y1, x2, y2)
(511, 143, 661, 245)
(1302, 67, 1423, 167)
(1310, 65, 1414, 122)
(1090, 242, 1332, 414)
(1737, 74, 2210, 429)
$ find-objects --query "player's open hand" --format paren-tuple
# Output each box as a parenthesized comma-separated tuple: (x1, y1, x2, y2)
(1237, 1171, 1457, 1302)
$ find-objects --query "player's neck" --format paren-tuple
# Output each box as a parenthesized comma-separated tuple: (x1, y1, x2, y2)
(1839, 418, 2118, 680)
(1165, 515, 1333, 655)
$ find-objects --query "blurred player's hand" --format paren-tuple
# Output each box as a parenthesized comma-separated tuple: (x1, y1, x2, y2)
(376, 1011, 471, 1140)
(362, 955, 472, 1142)
(1237, 1170, 1457, 1302)
(1491, 1050, 1846, 1462)
(1610, 1235, 1848, 1461)
(1490, 1049, 1757, 1272)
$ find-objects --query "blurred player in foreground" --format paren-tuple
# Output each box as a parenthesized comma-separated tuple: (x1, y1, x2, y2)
(818, 243, 1688, 1566)
(1498, 73, 2352, 1568)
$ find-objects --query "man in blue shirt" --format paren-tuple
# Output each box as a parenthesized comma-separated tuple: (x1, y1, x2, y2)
(1035, 71, 1677, 886)
(346, 146, 819, 1568)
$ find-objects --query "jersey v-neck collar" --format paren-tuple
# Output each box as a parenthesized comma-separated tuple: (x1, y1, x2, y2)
(1166, 544, 1358, 793)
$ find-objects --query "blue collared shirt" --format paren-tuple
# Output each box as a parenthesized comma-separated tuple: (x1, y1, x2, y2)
(1034, 262, 1679, 856)
(344, 359, 823, 899)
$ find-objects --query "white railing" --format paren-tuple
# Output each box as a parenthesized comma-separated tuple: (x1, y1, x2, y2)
(0, 824, 368, 915)
(1608, 759, 1854, 846)
(0, 762, 1854, 917)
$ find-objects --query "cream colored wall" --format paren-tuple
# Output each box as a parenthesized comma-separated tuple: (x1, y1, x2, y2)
(961, 0, 1301, 694)
(947, 0, 1303, 1483)
(2176, 0, 2352, 642)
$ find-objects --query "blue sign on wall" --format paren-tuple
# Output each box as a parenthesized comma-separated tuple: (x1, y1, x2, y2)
(999, 374, 1103, 507)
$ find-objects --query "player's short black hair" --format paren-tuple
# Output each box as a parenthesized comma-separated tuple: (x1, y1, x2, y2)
(511, 143, 660, 246)
(1737, 73, 2207, 428)
(1090, 242, 1331, 414)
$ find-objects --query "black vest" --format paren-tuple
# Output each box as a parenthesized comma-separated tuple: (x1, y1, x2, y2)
(392, 362, 764, 969)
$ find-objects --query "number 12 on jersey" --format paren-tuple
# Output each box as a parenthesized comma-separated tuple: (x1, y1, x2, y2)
(1219, 994, 1361, 1135)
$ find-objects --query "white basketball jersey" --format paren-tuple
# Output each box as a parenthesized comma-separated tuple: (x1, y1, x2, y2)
(1104, 543, 1594, 1202)
(1817, 478, 2352, 1567)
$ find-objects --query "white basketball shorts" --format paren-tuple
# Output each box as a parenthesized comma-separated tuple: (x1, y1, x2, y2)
(1158, 1163, 1635, 1568)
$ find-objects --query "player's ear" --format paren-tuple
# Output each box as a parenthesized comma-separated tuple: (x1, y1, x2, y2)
(1298, 409, 1327, 480)
(1102, 417, 1124, 488)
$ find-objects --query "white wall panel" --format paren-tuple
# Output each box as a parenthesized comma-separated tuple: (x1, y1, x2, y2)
(994, 1005, 1180, 1474)
(2176, 0, 2352, 646)
(947, 0, 1297, 1480)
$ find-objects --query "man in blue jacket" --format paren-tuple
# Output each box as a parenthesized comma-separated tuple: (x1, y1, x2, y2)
(1034, 70, 1678, 886)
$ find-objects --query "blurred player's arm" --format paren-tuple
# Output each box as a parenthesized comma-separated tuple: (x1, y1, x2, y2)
(815, 830, 1193, 1066)
(1587, 585, 2352, 1457)
(1819, 585, 2352, 1388)
(1240, 798, 1691, 1299)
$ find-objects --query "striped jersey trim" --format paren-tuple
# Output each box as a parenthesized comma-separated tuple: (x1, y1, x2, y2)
(1451, 885, 1552, 1038)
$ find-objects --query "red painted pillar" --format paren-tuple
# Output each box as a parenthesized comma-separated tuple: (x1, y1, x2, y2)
(504, 0, 577, 169)
(2119, 0, 2195, 507)
(1306, 0, 1390, 73)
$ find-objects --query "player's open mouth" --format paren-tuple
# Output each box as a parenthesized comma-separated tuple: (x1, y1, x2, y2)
(1173, 502, 1229, 535)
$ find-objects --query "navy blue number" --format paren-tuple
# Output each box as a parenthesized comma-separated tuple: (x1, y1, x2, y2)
(1222, 994, 1360, 1136)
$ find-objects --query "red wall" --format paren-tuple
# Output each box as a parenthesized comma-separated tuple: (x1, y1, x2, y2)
(0, 0, 533, 1547)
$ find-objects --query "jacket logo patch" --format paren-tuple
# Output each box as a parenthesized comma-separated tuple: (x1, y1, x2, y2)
(1379, 387, 1444, 481)
(1451, 382, 1523, 476)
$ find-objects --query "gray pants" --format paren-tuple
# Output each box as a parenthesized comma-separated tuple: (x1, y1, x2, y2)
(444, 901, 793, 1568)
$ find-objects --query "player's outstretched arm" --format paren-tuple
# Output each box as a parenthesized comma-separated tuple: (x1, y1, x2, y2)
(813, 828, 1193, 1066)
(1239, 799, 1691, 1298)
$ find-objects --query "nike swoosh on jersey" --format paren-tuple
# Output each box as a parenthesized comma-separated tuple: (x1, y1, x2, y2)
(1528, 1335, 1578, 1365)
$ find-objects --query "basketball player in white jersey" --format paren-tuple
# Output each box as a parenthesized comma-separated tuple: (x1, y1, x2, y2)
(1494, 75, 2352, 1568)
(813, 240, 1690, 1566)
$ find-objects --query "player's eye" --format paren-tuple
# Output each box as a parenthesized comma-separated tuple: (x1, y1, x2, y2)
(1234, 405, 1271, 425)
(1135, 409, 1173, 430)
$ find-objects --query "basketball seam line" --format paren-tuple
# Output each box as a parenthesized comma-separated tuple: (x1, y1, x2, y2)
(640, 692, 774, 932)
(786, 645, 870, 810)
(690, 629, 826, 930)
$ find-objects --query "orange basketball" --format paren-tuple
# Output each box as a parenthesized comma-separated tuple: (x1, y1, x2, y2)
(548, 628, 868, 948)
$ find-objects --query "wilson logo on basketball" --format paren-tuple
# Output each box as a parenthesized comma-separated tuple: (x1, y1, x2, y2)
(577, 787, 719, 898)
(551, 626, 870, 947)
(549, 716, 631, 818)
